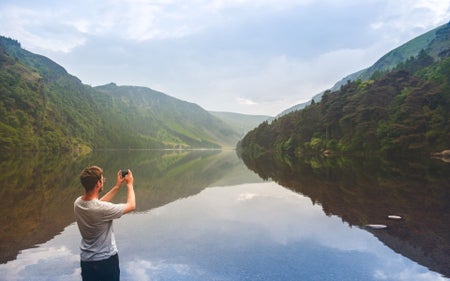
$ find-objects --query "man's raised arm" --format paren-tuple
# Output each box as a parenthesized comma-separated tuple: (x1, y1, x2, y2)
(123, 170, 136, 214)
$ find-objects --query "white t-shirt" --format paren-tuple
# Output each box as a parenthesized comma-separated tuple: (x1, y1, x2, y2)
(74, 197, 125, 261)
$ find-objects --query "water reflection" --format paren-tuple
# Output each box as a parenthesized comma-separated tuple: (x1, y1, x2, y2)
(240, 153, 450, 278)
(0, 152, 84, 263)
(0, 150, 448, 280)
(0, 150, 260, 264)
(0, 183, 446, 280)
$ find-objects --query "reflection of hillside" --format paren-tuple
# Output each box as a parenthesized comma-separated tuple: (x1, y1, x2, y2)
(0, 152, 84, 264)
(107, 150, 253, 211)
(0, 150, 249, 263)
(240, 153, 450, 277)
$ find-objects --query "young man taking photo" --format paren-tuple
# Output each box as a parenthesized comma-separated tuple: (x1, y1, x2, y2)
(74, 166, 136, 281)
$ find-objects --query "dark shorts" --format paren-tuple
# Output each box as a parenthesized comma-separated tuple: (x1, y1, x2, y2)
(80, 253, 120, 281)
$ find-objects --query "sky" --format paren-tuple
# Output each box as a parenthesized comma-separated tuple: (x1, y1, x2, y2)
(1, 0, 449, 116)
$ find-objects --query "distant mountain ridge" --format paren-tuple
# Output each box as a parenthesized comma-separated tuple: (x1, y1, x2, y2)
(209, 111, 272, 138)
(0, 36, 259, 152)
(279, 21, 450, 116)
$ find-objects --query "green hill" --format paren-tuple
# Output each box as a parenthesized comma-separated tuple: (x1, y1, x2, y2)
(93, 83, 240, 148)
(238, 30, 450, 157)
(0, 36, 103, 152)
(280, 21, 450, 116)
(336, 21, 450, 85)
(209, 111, 272, 138)
(0, 36, 243, 153)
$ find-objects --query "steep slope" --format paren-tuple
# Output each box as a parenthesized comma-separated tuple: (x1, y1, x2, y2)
(94, 83, 240, 148)
(0, 36, 241, 152)
(239, 50, 450, 156)
(336, 21, 450, 85)
(0, 36, 104, 152)
(280, 21, 450, 116)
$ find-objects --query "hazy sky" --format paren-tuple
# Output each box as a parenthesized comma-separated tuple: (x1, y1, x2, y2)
(1, 0, 449, 115)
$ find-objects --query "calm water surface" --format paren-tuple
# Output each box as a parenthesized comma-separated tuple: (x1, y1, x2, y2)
(0, 150, 448, 281)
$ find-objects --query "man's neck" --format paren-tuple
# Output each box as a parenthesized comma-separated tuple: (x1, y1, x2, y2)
(82, 191, 98, 201)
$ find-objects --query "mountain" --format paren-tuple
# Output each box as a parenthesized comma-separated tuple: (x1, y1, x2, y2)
(277, 92, 323, 117)
(0, 36, 103, 152)
(0, 35, 246, 152)
(209, 111, 272, 138)
(238, 25, 450, 156)
(93, 83, 240, 148)
(280, 21, 450, 116)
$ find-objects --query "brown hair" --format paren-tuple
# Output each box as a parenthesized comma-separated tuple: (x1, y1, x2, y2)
(80, 166, 103, 192)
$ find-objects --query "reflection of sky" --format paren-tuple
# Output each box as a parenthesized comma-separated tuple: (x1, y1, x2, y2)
(0, 182, 447, 281)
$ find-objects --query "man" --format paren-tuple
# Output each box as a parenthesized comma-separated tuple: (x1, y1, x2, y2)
(74, 166, 136, 281)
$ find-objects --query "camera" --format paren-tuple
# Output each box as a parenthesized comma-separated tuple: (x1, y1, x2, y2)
(121, 170, 129, 178)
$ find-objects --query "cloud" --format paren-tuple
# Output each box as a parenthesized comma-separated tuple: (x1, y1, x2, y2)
(370, 0, 450, 37)
(1, 0, 449, 115)
(0, 5, 86, 52)
(237, 97, 258, 106)
(373, 268, 449, 281)
(191, 49, 375, 114)
(0, 0, 320, 51)
(2, 0, 448, 53)
(124, 258, 202, 281)
(0, 246, 79, 280)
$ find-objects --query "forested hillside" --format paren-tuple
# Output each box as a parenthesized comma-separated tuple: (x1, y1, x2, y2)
(238, 48, 450, 157)
(281, 21, 450, 116)
(0, 36, 241, 153)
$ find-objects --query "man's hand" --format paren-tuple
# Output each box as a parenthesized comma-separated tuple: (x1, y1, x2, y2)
(100, 170, 125, 202)
(116, 170, 126, 187)
(123, 169, 134, 185)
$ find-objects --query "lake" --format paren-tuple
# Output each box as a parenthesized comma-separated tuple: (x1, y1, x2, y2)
(0, 150, 448, 281)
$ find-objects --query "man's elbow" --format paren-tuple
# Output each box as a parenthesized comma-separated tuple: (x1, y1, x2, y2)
(124, 203, 136, 214)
